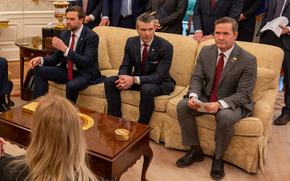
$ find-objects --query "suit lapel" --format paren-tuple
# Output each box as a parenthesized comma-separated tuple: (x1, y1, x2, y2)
(209, 46, 218, 86)
(75, 26, 86, 52)
(219, 45, 240, 85)
(144, 37, 158, 73)
(134, 38, 141, 73)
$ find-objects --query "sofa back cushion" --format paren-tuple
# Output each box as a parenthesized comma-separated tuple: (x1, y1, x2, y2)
(93, 26, 199, 87)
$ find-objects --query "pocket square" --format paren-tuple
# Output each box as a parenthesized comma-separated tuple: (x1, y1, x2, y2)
(149, 61, 159, 64)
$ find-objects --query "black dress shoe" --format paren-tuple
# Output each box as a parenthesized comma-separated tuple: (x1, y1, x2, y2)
(176, 148, 204, 168)
(0, 103, 10, 112)
(210, 157, 225, 180)
(273, 114, 290, 125)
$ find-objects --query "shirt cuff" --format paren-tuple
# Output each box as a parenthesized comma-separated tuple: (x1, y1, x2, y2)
(218, 100, 230, 109)
(195, 30, 202, 33)
(102, 16, 109, 19)
(287, 26, 290, 35)
(40, 57, 44, 66)
(64, 48, 69, 57)
(89, 14, 95, 21)
(134, 76, 141, 85)
(189, 93, 198, 99)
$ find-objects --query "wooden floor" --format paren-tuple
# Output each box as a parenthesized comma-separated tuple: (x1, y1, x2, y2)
(4, 93, 290, 181)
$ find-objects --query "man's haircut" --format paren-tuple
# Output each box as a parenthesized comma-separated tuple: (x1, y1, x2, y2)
(137, 13, 155, 23)
(214, 17, 238, 32)
(66, 5, 85, 20)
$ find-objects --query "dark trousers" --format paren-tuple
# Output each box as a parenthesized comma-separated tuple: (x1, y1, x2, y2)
(0, 57, 10, 103)
(33, 66, 90, 103)
(104, 76, 162, 124)
(237, 17, 256, 42)
(260, 30, 290, 114)
(177, 98, 245, 159)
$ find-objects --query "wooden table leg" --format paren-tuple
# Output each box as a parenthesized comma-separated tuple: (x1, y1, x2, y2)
(141, 146, 153, 181)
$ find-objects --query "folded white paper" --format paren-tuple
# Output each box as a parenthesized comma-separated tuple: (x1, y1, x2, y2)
(260, 16, 289, 37)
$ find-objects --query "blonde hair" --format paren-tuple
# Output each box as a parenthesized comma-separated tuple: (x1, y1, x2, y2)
(21, 96, 96, 181)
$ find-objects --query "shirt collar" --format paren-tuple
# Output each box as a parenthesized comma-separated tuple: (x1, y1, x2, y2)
(71, 25, 83, 38)
(140, 37, 154, 47)
(218, 45, 235, 59)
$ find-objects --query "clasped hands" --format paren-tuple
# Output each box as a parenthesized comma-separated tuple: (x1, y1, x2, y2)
(187, 97, 220, 114)
(115, 75, 134, 90)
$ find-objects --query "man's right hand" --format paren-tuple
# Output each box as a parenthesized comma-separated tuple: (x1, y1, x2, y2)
(99, 18, 110, 26)
(0, 137, 5, 158)
(187, 97, 201, 110)
(193, 31, 203, 42)
(29, 57, 42, 69)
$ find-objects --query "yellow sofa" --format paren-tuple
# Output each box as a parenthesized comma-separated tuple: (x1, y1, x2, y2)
(49, 26, 283, 173)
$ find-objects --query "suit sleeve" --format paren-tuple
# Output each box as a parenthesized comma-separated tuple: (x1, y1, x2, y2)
(91, 0, 103, 18)
(139, 42, 173, 84)
(102, 0, 111, 17)
(242, 0, 262, 18)
(187, 49, 206, 96)
(222, 57, 257, 110)
(228, 0, 244, 20)
(159, 0, 188, 27)
(192, 0, 202, 31)
(66, 32, 99, 68)
(118, 39, 133, 75)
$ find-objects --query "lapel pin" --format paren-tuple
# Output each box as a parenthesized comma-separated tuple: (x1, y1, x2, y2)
(231, 57, 237, 62)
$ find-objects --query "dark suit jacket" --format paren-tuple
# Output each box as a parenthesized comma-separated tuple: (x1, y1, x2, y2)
(146, 0, 188, 34)
(261, 0, 290, 50)
(119, 35, 176, 94)
(188, 44, 257, 112)
(102, 0, 148, 27)
(238, 0, 262, 41)
(193, 0, 243, 35)
(0, 155, 27, 181)
(43, 25, 101, 82)
(71, 0, 103, 29)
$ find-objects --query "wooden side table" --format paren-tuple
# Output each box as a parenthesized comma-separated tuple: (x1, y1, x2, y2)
(15, 37, 54, 100)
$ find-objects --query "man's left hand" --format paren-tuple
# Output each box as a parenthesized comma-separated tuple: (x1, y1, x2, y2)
(84, 16, 92, 24)
(52, 37, 68, 53)
(204, 102, 220, 114)
(279, 25, 290, 35)
(115, 75, 134, 90)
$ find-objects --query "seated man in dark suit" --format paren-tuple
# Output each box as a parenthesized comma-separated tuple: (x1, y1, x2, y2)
(29, 6, 102, 103)
(176, 17, 257, 179)
(146, 0, 188, 34)
(0, 57, 12, 112)
(104, 13, 175, 125)
(70, 0, 103, 29)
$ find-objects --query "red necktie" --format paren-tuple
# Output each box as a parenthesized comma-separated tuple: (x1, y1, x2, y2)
(211, 0, 216, 9)
(68, 34, 75, 81)
(141, 43, 148, 74)
(210, 53, 224, 102)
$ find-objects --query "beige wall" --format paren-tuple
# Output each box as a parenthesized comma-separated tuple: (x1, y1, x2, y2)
(0, 0, 53, 11)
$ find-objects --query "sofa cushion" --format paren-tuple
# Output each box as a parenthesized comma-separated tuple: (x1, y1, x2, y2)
(121, 86, 186, 112)
(253, 67, 276, 102)
(97, 34, 112, 70)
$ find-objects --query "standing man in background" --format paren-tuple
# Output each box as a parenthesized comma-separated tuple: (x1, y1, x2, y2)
(99, 0, 148, 29)
(237, 0, 263, 41)
(260, 0, 290, 125)
(146, 0, 188, 34)
(192, 0, 243, 42)
(71, 0, 103, 29)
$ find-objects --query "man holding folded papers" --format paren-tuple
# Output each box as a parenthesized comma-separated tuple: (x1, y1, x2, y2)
(260, 0, 290, 125)
(176, 17, 257, 179)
